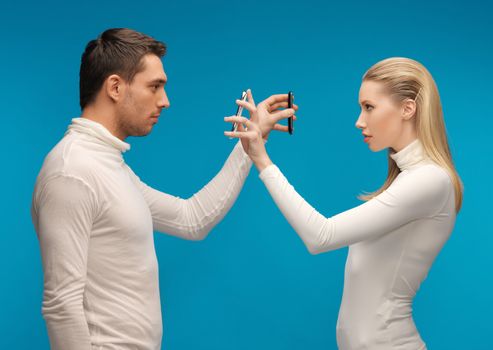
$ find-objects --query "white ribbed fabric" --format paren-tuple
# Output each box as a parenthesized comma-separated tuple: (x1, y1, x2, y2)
(259, 139, 456, 349)
(31, 117, 252, 350)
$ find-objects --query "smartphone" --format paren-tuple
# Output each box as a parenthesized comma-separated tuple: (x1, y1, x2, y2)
(230, 91, 248, 134)
(288, 91, 294, 135)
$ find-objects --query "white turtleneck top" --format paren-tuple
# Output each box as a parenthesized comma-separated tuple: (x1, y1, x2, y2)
(31, 117, 252, 350)
(259, 139, 456, 350)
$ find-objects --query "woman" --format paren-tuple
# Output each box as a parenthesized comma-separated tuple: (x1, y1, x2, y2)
(224, 57, 463, 349)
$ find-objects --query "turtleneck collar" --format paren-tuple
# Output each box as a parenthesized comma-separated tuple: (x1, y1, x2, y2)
(66, 117, 131, 153)
(390, 138, 429, 171)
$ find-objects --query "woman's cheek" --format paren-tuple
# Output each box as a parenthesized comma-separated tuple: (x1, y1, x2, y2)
(370, 113, 389, 147)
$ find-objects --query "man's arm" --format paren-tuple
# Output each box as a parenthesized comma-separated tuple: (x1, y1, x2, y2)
(31, 174, 96, 349)
(125, 141, 252, 240)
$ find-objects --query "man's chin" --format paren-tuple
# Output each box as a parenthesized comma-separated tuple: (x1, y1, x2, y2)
(129, 127, 153, 138)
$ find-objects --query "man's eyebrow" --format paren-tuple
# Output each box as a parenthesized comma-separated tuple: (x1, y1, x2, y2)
(149, 78, 167, 84)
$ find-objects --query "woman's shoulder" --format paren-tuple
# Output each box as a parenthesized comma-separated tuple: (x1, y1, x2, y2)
(407, 161, 452, 186)
(379, 162, 453, 217)
(391, 162, 453, 205)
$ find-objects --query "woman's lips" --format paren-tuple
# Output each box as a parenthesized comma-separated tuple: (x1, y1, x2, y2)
(364, 136, 372, 143)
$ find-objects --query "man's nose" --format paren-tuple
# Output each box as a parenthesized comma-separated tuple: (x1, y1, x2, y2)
(158, 90, 170, 109)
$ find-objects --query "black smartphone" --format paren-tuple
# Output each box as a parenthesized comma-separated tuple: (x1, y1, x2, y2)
(288, 91, 294, 135)
(230, 90, 248, 133)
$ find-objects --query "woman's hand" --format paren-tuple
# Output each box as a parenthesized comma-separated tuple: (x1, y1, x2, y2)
(224, 90, 298, 171)
(237, 90, 298, 140)
(224, 114, 272, 171)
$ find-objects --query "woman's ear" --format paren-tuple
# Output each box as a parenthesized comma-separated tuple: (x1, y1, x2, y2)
(402, 99, 417, 121)
(105, 74, 125, 103)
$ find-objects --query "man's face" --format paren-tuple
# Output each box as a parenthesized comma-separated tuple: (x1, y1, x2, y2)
(117, 54, 170, 138)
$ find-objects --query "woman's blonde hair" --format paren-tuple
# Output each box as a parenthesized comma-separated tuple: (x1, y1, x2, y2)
(357, 57, 463, 213)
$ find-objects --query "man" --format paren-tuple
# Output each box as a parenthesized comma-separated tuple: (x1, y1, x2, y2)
(31, 28, 295, 349)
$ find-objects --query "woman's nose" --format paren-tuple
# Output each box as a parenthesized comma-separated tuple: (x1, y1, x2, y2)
(355, 113, 366, 129)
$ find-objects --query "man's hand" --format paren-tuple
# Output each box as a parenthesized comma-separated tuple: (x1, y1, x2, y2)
(236, 90, 298, 140)
(224, 89, 299, 171)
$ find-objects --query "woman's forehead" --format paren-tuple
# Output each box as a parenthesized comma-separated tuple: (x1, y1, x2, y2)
(359, 80, 386, 101)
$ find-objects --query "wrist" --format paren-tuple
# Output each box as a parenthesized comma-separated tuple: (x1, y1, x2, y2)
(253, 154, 272, 172)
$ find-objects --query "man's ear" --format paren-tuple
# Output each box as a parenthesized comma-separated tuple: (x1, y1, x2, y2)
(105, 74, 125, 103)
(402, 99, 417, 121)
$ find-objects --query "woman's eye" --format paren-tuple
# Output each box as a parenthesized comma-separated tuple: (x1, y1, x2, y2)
(365, 104, 374, 111)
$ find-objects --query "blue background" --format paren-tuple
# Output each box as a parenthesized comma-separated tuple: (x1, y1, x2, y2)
(1, 0, 491, 349)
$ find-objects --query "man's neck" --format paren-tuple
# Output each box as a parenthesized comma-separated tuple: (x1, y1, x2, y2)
(80, 105, 127, 141)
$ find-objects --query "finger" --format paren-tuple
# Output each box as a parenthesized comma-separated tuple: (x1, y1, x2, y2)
(224, 130, 258, 140)
(246, 89, 256, 106)
(224, 115, 249, 125)
(269, 101, 289, 111)
(269, 101, 298, 110)
(269, 102, 300, 112)
(271, 108, 295, 122)
(263, 94, 289, 106)
(273, 124, 289, 132)
(224, 116, 256, 130)
(237, 98, 260, 124)
(224, 131, 249, 139)
(236, 99, 256, 114)
(237, 120, 252, 132)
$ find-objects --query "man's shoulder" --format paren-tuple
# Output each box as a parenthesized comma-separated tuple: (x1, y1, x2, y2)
(36, 134, 102, 189)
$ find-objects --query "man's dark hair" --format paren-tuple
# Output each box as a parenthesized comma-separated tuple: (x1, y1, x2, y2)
(79, 28, 166, 110)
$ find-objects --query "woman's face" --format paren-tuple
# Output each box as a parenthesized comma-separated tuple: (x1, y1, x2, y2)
(355, 80, 411, 152)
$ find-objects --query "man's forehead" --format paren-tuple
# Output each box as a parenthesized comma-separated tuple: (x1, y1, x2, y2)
(137, 55, 167, 81)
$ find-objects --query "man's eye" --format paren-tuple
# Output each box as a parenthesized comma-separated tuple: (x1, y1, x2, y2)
(152, 85, 160, 91)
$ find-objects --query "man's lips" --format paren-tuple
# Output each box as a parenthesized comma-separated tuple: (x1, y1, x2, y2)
(151, 110, 162, 118)
(150, 114, 160, 124)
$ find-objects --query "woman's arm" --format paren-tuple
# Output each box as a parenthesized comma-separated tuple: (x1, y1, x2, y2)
(258, 163, 451, 254)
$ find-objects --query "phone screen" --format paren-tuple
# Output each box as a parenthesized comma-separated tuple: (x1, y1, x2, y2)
(288, 91, 294, 135)
(231, 91, 248, 132)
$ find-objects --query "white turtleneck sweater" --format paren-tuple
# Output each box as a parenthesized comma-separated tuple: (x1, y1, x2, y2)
(31, 117, 252, 350)
(258, 139, 456, 350)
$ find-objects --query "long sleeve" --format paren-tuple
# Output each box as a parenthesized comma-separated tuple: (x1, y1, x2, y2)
(259, 164, 451, 255)
(31, 174, 98, 350)
(125, 141, 252, 240)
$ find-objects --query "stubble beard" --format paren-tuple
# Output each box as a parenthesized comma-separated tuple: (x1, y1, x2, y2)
(117, 90, 151, 138)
